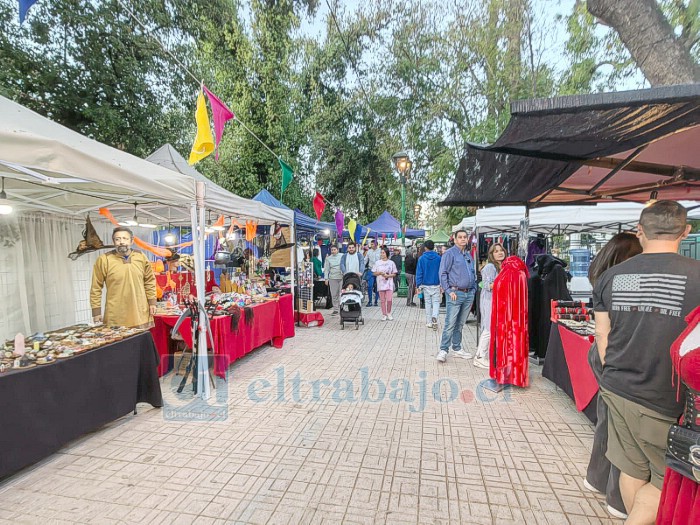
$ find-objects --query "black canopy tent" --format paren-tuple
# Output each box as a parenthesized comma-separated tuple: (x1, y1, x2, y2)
(441, 84, 700, 207)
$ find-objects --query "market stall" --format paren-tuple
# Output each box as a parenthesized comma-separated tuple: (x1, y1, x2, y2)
(151, 294, 294, 378)
(541, 321, 598, 424)
(0, 98, 295, 402)
(0, 328, 161, 479)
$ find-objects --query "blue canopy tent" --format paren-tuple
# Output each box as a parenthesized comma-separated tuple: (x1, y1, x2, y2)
(364, 211, 425, 239)
(252, 189, 291, 211)
(252, 190, 372, 247)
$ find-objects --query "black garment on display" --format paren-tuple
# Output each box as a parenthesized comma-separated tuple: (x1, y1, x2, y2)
(530, 254, 572, 359)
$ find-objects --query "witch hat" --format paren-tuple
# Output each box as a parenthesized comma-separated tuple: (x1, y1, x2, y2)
(68, 215, 114, 260)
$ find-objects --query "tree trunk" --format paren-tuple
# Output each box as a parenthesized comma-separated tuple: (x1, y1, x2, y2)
(587, 0, 700, 85)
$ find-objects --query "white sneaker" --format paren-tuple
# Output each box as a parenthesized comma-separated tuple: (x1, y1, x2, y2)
(582, 479, 599, 493)
(473, 357, 489, 369)
(436, 350, 447, 362)
(387, 314, 394, 321)
(453, 350, 474, 359)
(606, 505, 628, 520)
(382, 315, 387, 321)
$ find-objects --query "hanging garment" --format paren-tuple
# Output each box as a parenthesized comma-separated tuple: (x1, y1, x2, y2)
(490, 256, 530, 387)
(657, 306, 700, 525)
(530, 254, 573, 359)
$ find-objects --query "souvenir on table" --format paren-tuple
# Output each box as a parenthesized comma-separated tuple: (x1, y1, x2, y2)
(1, 324, 147, 372)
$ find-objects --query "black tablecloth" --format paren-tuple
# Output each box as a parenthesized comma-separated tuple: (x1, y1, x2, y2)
(541, 324, 597, 424)
(0, 332, 162, 479)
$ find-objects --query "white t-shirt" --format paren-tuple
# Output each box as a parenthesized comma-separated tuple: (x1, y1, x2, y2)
(345, 253, 360, 274)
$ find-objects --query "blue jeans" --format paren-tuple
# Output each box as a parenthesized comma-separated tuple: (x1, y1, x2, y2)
(422, 285, 441, 324)
(439, 289, 475, 352)
(365, 271, 379, 304)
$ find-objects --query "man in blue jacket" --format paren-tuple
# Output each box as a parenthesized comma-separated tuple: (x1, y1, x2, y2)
(416, 240, 442, 330)
(437, 230, 476, 362)
(340, 241, 366, 278)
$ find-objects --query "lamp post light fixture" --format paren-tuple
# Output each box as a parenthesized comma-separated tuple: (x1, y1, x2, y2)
(392, 151, 413, 297)
(413, 203, 422, 222)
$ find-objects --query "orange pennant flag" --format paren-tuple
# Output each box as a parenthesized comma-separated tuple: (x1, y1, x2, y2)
(245, 220, 257, 242)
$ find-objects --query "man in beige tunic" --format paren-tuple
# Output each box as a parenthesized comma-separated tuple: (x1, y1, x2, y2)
(91, 227, 157, 327)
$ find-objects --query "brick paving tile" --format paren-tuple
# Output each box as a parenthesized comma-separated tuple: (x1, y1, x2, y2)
(1, 304, 622, 523)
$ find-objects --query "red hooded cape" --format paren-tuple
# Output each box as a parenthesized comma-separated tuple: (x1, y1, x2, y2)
(490, 256, 530, 387)
(657, 306, 700, 525)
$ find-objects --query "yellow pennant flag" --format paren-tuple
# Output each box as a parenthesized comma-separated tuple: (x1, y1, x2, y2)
(188, 91, 215, 165)
(348, 218, 357, 241)
(361, 228, 371, 246)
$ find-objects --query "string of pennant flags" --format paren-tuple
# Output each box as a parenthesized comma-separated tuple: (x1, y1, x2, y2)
(18, 0, 376, 244)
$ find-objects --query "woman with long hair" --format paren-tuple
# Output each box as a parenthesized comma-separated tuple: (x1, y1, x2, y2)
(474, 243, 507, 369)
(584, 232, 642, 519)
(373, 246, 398, 321)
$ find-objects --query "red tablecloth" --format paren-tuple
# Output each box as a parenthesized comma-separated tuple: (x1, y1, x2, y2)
(295, 311, 325, 327)
(150, 294, 294, 378)
(558, 324, 598, 411)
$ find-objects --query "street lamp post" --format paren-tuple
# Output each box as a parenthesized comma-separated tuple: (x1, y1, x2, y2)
(392, 151, 412, 298)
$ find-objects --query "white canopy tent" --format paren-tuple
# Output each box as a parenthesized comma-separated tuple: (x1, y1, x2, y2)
(0, 96, 293, 398)
(453, 202, 700, 235)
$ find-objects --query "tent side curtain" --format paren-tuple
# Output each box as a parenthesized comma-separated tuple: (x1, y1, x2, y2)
(441, 84, 700, 207)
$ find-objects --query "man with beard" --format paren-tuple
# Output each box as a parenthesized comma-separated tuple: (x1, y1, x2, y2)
(91, 227, 157, 327)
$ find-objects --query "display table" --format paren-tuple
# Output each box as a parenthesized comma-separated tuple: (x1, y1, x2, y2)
(151, 294, 295, 379)
(0, 332, 162, 480)
(542, 323, 598, 423)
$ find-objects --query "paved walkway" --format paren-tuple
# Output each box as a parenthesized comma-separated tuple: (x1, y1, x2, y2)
(0, 302, 619, 524)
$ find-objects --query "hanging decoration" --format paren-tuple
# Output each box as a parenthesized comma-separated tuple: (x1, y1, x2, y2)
(361, 228, 371, 246)
(188, 90, 215, 165)
(202, 85, 234, 161)
(348, 219, 357, 242)
(334, 210, 345, 239)
(245, 220, 258, 242)
(313, 192, 326, 221)
(98, 207, 173, 258)
(279, 158, 294, 198)
(18, 0, 39, 23)
(68, 215, 114, 260)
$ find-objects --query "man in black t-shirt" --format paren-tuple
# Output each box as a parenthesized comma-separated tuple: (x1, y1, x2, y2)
(593, 200, 700, 523)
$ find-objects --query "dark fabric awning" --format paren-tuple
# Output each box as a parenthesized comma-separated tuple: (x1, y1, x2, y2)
(441, 84, 700, 206)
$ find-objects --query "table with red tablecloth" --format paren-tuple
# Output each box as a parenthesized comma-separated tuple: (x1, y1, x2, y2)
(542, 322, 598, 423)
(150, 294, 295, 379)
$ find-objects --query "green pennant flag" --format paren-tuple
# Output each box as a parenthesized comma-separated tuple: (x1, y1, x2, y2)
(279, 158, 294, 197)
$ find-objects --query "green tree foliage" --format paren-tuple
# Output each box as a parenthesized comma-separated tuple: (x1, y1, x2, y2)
(0, 0, 200, 156)
(2, 0, 693, 232)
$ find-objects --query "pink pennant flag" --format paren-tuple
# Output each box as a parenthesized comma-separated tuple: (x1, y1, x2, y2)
(203, 85, 235, 161)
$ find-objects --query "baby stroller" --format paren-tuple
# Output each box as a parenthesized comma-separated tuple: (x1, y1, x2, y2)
(339, 273, 365, 330)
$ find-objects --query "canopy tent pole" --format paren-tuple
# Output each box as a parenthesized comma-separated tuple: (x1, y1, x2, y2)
(193, 181, 210, 400)
(290, 222, 296, 306)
